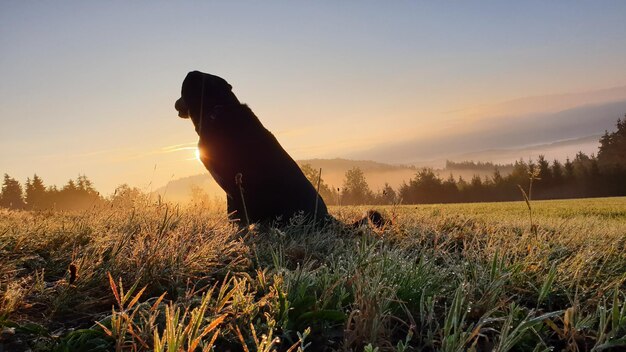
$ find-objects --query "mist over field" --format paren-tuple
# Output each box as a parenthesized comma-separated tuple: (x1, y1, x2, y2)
(154, 128, 604, 203)
(154, 158, 510, 203)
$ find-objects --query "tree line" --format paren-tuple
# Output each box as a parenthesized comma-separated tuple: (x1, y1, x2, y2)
(2, 118, 625, 209)
(0, 174, 101, 211)
(305, 118, 626, 205)
(445, 160, 514, 173)
(0, 174, 146, 211)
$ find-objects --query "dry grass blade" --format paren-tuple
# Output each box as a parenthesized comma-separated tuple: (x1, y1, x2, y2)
(94, 320, 113, 337)
(235, 324, 251, 352)
(127, 286, 147, 310)
(200, 314, 227, 337)
(150, 292, 167, 312)
(517, 185, 531, 212)
(205, 329, 221, 351)
(108, 272, 121, 308)
(187, 314, 227, 351)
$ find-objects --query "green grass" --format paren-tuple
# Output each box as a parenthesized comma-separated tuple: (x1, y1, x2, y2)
(1, 197, 625, 351)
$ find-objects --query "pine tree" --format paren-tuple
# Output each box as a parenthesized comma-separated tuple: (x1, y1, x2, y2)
(76, 175, 97, 194)
(64, 179, 77, 192)
(25, 174, 46, 209)
(573, 152, 591, 180)
(46, 185, 59, 209)
(598, 117, 626, 168)
(537, 155, 552, 186)
(492, 168, 503, 185)
(0, 174, 25, 209)
(564, 158, 574, 181)
(442, 174, 459, 203)
(551, 160, 563, 184)
(404, 169, 445, 204)
(510, 159, 529, 185)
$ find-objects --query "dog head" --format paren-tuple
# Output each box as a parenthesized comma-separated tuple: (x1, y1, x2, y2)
(175, 71, 240, 130)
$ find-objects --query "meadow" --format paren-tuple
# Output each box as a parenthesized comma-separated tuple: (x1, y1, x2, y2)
(1, 197, 625, 351)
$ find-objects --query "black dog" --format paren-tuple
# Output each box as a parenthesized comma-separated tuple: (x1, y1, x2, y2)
(175, 71, 384, 228)
(175, 71, 328, 225)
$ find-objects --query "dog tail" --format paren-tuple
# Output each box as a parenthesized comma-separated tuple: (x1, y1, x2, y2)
(352, 210, 388, 229)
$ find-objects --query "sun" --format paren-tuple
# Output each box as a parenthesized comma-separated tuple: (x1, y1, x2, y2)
(195, 148, 202, 162)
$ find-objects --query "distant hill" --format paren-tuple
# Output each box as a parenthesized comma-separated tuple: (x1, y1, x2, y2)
(297, 158, 413, 172)
(153, 173, 224, 203)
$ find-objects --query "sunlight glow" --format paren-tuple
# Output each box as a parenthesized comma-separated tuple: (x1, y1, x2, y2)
(184, 148, 204, 162)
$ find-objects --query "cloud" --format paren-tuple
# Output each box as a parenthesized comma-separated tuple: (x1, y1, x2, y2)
(111, 142, 198, 162)
(160, 142, 197, 152)
(349, 99, 626, 163)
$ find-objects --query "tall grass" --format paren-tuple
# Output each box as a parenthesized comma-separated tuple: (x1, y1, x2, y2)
(0, 197, 625, 351)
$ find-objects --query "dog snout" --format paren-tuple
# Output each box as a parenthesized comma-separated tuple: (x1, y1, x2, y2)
(175, 97, 189, 118)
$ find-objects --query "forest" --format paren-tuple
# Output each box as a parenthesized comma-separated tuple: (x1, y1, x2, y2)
(306, 118, 626, 205)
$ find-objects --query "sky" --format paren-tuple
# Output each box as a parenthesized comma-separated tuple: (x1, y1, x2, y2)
(1, 1, 626, 194)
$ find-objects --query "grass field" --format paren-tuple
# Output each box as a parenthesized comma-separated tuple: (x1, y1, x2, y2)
(1, 197, 625, 351)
